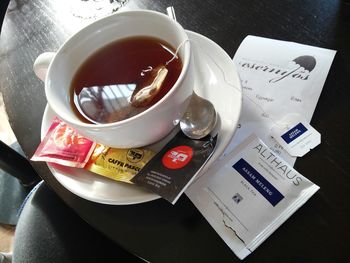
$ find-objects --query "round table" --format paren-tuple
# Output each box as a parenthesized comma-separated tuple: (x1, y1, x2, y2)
(1, 0, 350, 262)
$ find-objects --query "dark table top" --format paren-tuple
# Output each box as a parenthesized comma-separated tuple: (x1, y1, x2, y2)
(1, 0, 350, 262)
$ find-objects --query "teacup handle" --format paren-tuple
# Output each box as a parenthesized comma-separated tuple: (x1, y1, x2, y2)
(33, 52, 56, 81)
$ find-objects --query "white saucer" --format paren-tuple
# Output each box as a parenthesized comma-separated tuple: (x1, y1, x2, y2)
(41, 30, 242, 205)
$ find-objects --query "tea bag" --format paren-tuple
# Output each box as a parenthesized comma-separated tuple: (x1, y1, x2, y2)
(130, 65, 168, 107)
(130, 39, 187, 107)
(77, 65, 169, 123)
(76, 39, 185, 122)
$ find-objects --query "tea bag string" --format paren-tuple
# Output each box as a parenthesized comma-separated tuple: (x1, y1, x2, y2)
(166, 39, 285, 130)
(191, 39, 285, 129)
(165, 39, 190, 66)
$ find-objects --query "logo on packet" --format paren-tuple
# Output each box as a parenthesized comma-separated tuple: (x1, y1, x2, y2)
(162, 145, 193, 169)
(127, 149, 144, 163)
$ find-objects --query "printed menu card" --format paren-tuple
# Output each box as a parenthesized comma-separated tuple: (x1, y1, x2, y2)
(224, 35, 336, 165)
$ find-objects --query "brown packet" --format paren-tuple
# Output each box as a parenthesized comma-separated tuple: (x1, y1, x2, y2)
(85, 144, 155, 184)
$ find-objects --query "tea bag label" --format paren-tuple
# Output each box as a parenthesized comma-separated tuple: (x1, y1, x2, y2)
(271, 114, 321, 157)
(233, 158, 284, 206)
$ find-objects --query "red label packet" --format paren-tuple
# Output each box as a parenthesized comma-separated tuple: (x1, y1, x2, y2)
(31, 117, 96, 168)
(131, 132, 217, 204)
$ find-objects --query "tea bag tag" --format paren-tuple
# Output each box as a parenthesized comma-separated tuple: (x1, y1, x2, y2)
(270, 114, 321, 157)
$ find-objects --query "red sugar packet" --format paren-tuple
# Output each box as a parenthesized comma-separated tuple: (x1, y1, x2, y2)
(31, 117, 96, 168)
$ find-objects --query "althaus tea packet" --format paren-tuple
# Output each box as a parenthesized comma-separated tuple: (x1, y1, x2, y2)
(186, 134, 319, 259)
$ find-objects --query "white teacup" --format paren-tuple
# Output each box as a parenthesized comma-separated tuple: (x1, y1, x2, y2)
(34, 10, 194, 148)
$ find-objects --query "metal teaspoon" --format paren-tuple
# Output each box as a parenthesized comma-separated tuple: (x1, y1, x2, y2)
(166, 6, 217, 139)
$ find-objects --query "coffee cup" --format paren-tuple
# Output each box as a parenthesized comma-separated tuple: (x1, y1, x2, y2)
(34, 10, 194, 148)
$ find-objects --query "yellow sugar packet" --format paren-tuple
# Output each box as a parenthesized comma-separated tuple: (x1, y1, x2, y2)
(85, 144, 155, 184)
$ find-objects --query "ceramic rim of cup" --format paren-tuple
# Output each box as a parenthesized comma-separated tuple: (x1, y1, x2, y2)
(45, 9, 191, 128)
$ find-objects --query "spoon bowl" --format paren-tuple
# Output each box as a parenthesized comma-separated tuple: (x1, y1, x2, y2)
(180, 92, 217, 139)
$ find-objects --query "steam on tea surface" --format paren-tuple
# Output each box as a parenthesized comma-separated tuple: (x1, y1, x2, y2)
(71, 36, 182, 124)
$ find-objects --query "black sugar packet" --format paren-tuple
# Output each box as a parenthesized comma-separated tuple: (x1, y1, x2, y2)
(131, 132, 217, 204)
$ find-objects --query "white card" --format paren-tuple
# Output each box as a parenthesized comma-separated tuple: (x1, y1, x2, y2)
(226, 35, 336, 166)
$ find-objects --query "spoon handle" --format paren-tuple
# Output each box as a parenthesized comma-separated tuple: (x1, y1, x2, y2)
(166, 6, 177, 21)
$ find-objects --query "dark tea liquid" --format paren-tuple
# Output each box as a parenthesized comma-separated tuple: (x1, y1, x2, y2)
(70, 36, 182, 124)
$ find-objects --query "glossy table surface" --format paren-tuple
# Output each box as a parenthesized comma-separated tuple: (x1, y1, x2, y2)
(1, 0, 350, 262)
